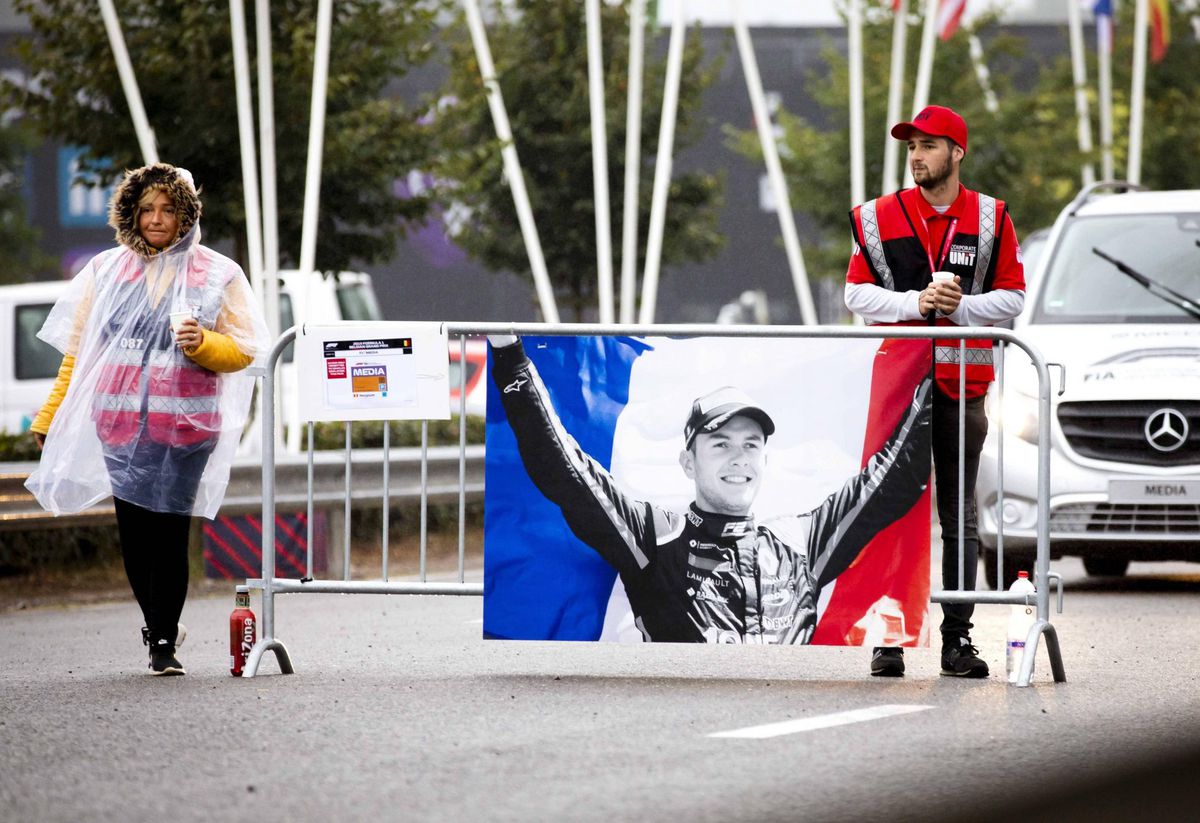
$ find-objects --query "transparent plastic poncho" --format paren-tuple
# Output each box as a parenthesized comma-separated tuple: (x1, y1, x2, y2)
(25, 224, 268, 518)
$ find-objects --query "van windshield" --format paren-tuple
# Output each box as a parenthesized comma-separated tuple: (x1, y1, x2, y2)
(336, 282, 382, 321)
(1034, 213, 1200, 324)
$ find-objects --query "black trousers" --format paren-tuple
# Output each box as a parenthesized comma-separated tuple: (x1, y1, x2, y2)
(932, 387, 988, 645)
(113, 497, 192, 646)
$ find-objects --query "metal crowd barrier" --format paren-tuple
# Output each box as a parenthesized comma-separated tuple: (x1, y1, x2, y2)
(245, 322, 1066, 687)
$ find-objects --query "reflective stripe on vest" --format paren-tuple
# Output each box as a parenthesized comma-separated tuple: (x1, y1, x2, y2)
(859, 200, 894, 290)
(147, 394, 220, 414)
(973, 194, 996, 295)
(934, 345, 994, 366)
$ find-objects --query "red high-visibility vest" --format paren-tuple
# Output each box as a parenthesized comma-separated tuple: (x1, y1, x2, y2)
(92, 258, 220, 447)
(850, 187, 1008, 399)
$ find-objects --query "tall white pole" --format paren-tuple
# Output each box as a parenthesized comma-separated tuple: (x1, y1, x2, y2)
(254, 0, 282, 453)
(619, 0, 646, 324)
(229, 0, 267, 458)
(463, 0, 559, 322)
(255, 0, 280, 341)
(228, 0, 264, 299)
(1098, 11, 1115, 181)
(97, 0, 158, 165)
(905, 0, 940, 188)
(848, 0, 866, 209)
(967, 35, 998, 113)
(881, 0, 909, 195)
(732, 1, 817, 325)
(586, 0, 615, 323)
(1066, 0, 1096, 186)
(298, 0, 333, 280)
(638, 0, 686, 325)
(1128, 0, 1149, 184)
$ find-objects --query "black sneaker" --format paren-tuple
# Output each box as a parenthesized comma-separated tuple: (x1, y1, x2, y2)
(940, 638, 989, 678)
(870, 647, 905, 677)
(148, 639, 186, 676)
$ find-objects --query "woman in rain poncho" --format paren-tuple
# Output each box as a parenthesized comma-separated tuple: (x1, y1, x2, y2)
(27, 163, 268, 676)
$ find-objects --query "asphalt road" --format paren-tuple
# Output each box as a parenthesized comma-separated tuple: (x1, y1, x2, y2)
(3, 558, 1200, 823)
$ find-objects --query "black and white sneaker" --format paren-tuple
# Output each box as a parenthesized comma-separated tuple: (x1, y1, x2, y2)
(870, 647, 905, 677)
(940, 637, 989, 678)
(148, 639, 186, 676)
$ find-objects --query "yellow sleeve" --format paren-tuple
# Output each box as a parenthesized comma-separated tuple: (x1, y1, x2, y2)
(29, 354, 76, 435)
(185, 329, 254, 373)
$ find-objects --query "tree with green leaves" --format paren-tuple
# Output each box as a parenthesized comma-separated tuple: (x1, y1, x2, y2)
(0, 121, 56, 285)
(3, 0, 446, 273)
(730, 0, 1200, 282)
(431, 0, 725, 320)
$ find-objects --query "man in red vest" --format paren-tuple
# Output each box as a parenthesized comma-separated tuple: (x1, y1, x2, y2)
(845, 105, 1026, 678)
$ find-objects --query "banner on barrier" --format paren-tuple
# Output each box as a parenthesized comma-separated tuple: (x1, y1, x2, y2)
(295, 322, 450, 422)
(483, 335, 933, 646)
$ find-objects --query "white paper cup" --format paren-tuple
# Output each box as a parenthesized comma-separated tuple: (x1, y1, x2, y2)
(169, 310, 194, 333)
(931, 270, 956, 284)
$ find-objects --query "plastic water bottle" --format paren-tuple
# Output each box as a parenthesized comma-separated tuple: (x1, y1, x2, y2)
(1006, 571, 1037, 684)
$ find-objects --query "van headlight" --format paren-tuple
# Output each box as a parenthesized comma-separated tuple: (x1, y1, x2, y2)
(990, 390, 1040, 444)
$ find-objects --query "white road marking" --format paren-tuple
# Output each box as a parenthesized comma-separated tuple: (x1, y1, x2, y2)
(464, 618, 484, 625)
(708, 704, 935, 739)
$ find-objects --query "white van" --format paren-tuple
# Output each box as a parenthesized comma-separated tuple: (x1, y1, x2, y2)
(0, 281, 74, 434)
(976, 183, 1200, 586)
(0, 271, 384, 435)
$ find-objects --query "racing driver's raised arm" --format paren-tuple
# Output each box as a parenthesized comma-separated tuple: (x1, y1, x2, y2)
(490, 337, 658, 576)
(807, 375, 933, 587)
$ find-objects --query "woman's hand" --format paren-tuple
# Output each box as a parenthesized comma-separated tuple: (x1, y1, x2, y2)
(32, 431, 45, 450)
(174, 317, 204, 350)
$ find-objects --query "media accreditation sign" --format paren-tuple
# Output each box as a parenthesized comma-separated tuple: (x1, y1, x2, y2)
(295, 322, 450, 422)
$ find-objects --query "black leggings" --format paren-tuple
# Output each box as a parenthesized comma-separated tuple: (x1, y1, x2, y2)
(113, 497, 191, 646)
(932, 388, 989, 645)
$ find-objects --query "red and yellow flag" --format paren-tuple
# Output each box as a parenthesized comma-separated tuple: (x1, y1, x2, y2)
(1150, 0, 1171, 63)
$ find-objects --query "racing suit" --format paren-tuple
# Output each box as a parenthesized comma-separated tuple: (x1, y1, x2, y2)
(492, 339, 932, 644)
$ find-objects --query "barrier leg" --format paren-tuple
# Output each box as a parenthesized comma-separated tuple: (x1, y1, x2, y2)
(1016, 620, 1067, 687)
(242, 636, 294, 678)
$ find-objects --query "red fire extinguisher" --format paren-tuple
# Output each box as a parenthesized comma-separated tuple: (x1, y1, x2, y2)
(229, 585, 257, 677)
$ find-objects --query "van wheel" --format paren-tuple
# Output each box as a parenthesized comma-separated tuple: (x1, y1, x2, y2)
(981, 549, 1025, 590)
(1083, 557, 1129, 578)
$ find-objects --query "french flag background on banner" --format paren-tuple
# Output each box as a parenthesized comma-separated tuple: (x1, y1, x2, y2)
(483, 335, 932, 645)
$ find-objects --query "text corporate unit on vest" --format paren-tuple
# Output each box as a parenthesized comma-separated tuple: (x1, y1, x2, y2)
(294, 322, 451, 422)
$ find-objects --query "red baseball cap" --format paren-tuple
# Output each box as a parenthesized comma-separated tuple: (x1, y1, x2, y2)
(891, 105, 968, 154)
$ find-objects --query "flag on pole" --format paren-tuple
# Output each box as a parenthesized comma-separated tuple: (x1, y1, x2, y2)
(1094, 0, 1113, 53)
(1150, 0, 1171, 62)
(938, 0, 967, 41)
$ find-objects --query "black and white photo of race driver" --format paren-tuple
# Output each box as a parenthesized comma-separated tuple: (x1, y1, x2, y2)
(488, 334, 932, 645)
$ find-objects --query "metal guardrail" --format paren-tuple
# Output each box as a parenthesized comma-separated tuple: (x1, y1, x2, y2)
(0, 447, 485, 532)
(246, 322, 1067, 688)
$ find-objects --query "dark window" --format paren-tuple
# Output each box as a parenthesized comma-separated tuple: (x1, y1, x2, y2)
(335, 282, 382, 322)
(15, 303, 60, 380)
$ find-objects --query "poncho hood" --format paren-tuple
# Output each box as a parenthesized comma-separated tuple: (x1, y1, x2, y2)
(107, 163, 202, 258)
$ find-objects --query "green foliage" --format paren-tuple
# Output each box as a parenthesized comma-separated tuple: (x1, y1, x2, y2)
(3, 0, 446, 272)
(309, 415, 484, 451)
(0, 122, 57, 285)
(729, 0, 1200, 282)
(0, 431, 42, 462)
(431, 0, 726, 319)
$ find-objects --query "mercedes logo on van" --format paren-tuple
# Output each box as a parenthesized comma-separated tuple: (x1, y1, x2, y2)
(1144, 408, 1189, 453)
